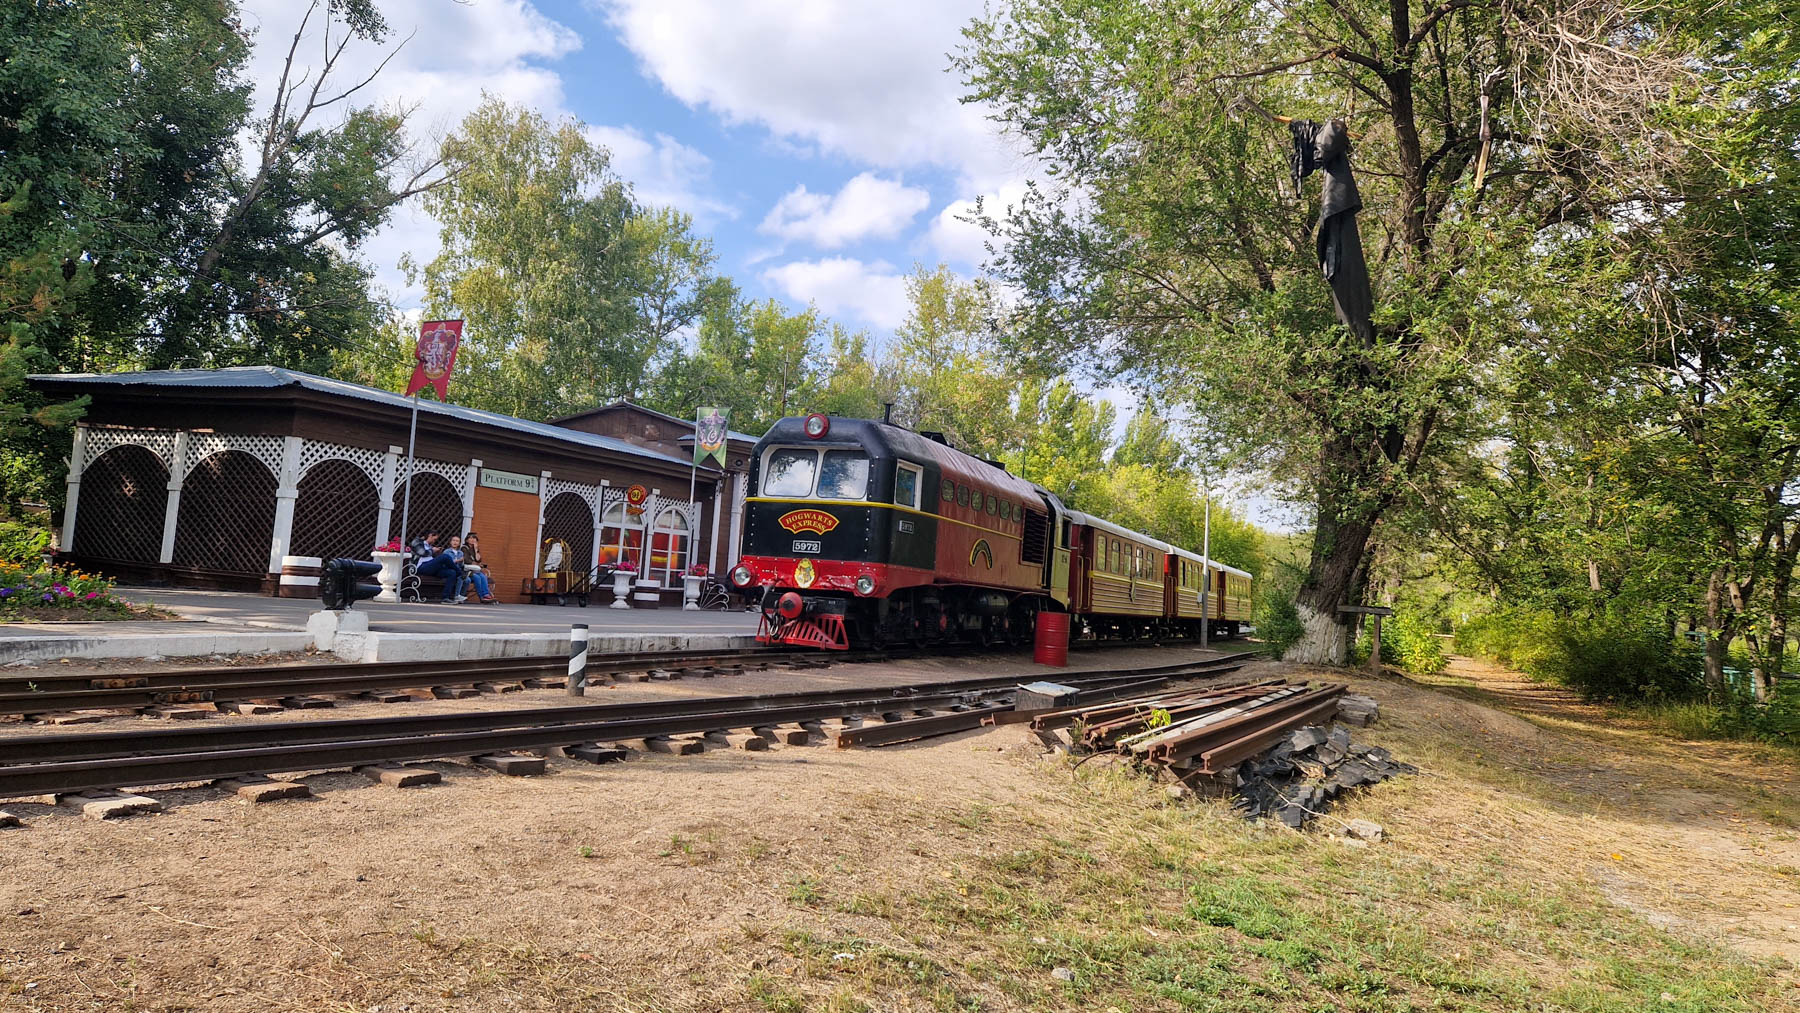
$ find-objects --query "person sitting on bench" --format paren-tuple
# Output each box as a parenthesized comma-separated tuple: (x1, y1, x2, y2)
(462, 532, 498, 603)
(409, 530, 465, 604)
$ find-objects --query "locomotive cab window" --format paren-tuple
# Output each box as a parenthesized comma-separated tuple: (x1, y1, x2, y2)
(762, 448, 817, 497)
(895, 462, 923, 509)
(817, 450, 870, 500)
(760, 446, 870, 500)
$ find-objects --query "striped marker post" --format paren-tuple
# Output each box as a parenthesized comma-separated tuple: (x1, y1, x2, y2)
(567, 623, 590, 697)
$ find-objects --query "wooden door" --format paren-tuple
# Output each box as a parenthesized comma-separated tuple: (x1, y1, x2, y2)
(472, 485, 542, 604)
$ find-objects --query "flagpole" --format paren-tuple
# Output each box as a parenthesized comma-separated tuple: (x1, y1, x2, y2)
(398, 393, 419, 553)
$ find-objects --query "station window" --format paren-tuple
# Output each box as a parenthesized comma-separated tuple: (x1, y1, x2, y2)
(941, 478, 955, 502)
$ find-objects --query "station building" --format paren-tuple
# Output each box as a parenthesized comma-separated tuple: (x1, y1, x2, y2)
(28, 367, 759, 605)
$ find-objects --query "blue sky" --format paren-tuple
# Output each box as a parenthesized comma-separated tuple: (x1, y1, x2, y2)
(239, 0, 1034, 334)
(235, 0, 1299, 530)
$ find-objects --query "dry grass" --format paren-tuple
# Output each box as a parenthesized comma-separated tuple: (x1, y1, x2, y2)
(0, 654, 1796, 1011)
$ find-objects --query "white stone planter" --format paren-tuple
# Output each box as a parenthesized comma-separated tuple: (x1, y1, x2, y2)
(610, 570, 633, 609)
(372, 551, 404, 603)
(682, 574, 703, 610)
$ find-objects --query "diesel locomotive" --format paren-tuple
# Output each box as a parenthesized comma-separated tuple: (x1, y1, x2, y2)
(727, 413, 1252, 650)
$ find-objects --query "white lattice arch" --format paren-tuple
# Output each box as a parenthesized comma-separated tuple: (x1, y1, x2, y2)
(83, 427, 178, 471)
(183, 433, 284, 479)
(299, 439, 385, 485)
(399, 457, 469, 498)
(544, 477, 601, 515)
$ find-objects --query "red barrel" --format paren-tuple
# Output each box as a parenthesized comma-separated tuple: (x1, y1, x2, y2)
(1033, 611, 1071, 667)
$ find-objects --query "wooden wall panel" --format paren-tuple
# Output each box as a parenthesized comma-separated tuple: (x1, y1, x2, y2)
(471, 486, 541, 604)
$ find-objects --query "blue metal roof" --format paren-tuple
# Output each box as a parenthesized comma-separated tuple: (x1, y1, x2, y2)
(30, 366, 705, 470)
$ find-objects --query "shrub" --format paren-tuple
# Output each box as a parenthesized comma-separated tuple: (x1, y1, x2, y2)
(0, 522, 51, 564)
(1354, 613, 1447, 675)
(1252, 561, 1306, 659)
(1455, 607, 1702, 702)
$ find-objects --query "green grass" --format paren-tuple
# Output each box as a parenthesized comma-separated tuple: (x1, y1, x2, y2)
(739, 766, 1789, 1012)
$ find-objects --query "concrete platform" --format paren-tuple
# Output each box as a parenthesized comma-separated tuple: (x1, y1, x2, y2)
(0, 589, 762, 664)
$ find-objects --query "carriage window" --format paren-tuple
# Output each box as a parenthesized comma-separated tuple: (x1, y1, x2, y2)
(956, 484, 970, 507)
(817, 450, 870, 500)
(763, 448, 817, 497)
(985, 494, 997, 516)
(1112, 540, 1122, 573)
(941, 478, 955, 502)
(895, 462, 921, 509)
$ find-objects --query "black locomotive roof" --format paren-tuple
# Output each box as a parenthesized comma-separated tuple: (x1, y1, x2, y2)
(758, 415, 1049, 504)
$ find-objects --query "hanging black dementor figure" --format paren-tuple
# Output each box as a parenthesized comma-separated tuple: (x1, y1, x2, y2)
(1290, 120, 1374, 343)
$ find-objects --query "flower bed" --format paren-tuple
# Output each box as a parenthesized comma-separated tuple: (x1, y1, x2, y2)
(0, 562, 141, 621)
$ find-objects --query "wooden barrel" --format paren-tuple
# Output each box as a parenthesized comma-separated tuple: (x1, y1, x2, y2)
(278, 555, 323, 598)
(1033, 611, 1071, 667)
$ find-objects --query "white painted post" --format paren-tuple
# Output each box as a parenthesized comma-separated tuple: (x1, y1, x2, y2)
(462, 459, 481, 539)
(159, 431, 192, 564)
(709, 471, 724, 574)
(375, 445, 401, 547)
(266, 436, 304, 578)
(726, 471, 745, 567)
(588, 481, 605, 578)
(61, 424, 88, 552)
(531, 470, 551, 574)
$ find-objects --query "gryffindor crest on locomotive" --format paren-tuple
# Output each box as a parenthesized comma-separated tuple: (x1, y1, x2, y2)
(728, 412, 1251, 650)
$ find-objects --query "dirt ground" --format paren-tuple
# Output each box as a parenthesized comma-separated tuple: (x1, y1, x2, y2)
(0, 649, 1795, 1011)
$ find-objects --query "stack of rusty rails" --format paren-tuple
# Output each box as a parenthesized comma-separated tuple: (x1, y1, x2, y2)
(832, 651, 1263, 748)
(0, 659, 1239, 797)
(0, 648, 869, 717)
(1029, 680, 1348, 776)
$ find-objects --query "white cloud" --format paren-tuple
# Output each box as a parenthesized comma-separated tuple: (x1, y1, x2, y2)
(762, 258, 911, 330)
(585, 125, 735, 222)
(236, 1, 585, 305)
(760, 173, 930, 249)
(597, 0, 1031, 190)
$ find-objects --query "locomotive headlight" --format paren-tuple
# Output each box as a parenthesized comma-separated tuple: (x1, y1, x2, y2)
(855, 573, 876, 596)
(803, 413, 830, 439)
(730, 564, 756, 588)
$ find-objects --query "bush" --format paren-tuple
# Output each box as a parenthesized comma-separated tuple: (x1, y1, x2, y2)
(1455, 607, 1702, 702)
(1354, 613, 1447, 675)
(0, 521, 51, 563)
(1252, 562, 1305, 659)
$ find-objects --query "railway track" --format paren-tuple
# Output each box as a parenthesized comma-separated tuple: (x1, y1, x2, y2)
(0, 651, 1261, 797)
(0, 647, 869, 715)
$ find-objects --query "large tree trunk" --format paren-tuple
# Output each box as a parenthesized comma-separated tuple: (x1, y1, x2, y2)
(1760, 524, 1794, 702)
(1286, 434, 1379, 665)
(1702, 567, 1732, 700)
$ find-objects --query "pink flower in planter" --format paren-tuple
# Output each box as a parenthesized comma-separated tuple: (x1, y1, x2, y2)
(85, 591, 100, 600)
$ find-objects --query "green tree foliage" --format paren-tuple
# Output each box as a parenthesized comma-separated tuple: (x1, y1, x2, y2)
(408, 97, 723, 420)
(0, 0, 438, 506)
(886, 264, 1021, 458)
(957, 0, 1743, 665)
